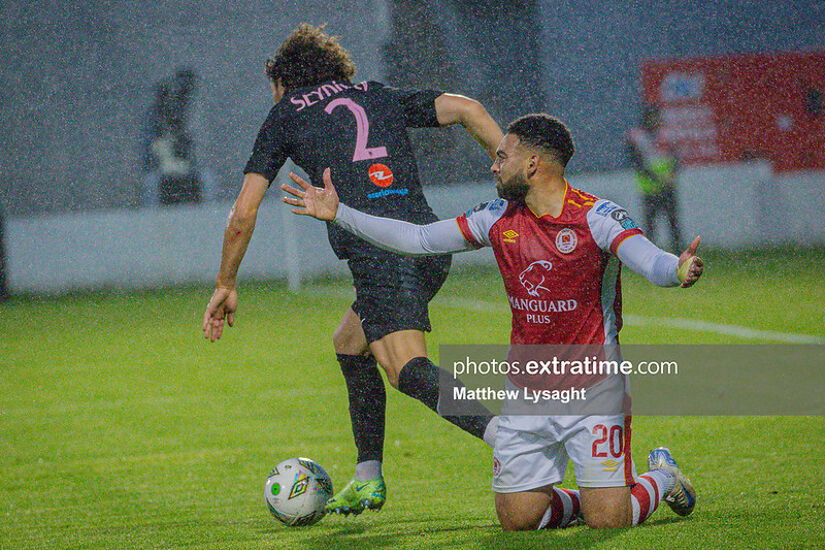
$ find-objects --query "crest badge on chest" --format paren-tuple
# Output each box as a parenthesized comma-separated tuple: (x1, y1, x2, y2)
(555, 228, 577, 254)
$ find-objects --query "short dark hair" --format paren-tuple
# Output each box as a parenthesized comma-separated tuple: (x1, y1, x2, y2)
(507, 114, 575, 167)
(266, 24, 356, 90)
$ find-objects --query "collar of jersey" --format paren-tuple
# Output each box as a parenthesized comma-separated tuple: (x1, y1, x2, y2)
(526, 180, 570, 220)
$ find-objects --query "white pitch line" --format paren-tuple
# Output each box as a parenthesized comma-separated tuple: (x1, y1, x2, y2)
(300, 287, 825, 344)
(621, 314, 825, 344)
(434, 296, 825, 344)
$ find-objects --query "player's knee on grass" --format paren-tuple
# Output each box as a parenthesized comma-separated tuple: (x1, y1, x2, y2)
(494, 492, 548, 531)
(580, 486, 631, 529)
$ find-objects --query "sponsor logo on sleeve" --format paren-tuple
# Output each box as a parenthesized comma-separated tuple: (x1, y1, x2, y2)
(467, 201, 490, 216)
(610, 209, 639, 230)
(466, 199, 505, 217)
(555, 228, 577, 254)
(488, 199, 506, 212)
(595, 202, 619, 216)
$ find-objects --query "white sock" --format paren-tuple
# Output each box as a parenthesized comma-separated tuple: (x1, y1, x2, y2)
(483, 416, 499, 447)
(355, 460, 382, 481)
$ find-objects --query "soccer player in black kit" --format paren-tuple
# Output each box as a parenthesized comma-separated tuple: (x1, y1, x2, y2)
(202, 24, 503, 515)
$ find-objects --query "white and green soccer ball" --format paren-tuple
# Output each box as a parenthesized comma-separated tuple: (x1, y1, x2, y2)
(264, 457, 333, 527)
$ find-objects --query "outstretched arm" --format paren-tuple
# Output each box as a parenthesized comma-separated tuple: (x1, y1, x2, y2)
(435, 93, 503, 159)
(282, 169, 474, 256)
(617, 235, 703, 288)
(202, 172, 269, 342)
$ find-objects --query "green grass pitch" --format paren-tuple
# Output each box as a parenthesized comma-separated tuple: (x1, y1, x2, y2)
(1, 248, 823, 549)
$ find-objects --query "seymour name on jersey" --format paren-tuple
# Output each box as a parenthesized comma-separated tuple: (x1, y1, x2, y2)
(288, 80, 370, 111)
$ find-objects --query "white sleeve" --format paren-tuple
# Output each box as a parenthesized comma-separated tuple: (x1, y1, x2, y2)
(455, 199, 509, 247)
(616, 234, 681, 287)
(586, 199, 645, 254)
(333, 203, 476, 256)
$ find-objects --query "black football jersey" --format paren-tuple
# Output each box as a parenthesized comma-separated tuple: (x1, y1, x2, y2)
(244, 80, 443, 259)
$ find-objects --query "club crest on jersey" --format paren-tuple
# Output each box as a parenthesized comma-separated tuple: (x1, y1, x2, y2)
(518, 260, 553, 297)
(555, 228, 577, 254)
(368, 163, 393, 188)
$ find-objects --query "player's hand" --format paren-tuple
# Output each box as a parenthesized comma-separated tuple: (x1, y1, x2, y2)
(281, 168, 339, 221)
(202, 286, 238, 342)
(677, 236, 704, 288)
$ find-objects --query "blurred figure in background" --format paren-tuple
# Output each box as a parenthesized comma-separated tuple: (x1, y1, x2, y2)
(139, 82, 169, 206)
(140, 68, 205, 206)
(626, 105, 682, 252)
(153, 115, 201, 205)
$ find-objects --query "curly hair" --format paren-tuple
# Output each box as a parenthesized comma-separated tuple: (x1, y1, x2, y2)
(266, 24, 356, 91)
(507, 114, 575, 167)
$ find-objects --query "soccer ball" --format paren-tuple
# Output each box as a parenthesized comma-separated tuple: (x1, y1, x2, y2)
(264, 457, 333, 526)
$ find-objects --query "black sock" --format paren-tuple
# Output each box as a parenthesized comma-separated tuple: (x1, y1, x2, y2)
(337, 354, 386, 463)
(396, 356, 492, 441)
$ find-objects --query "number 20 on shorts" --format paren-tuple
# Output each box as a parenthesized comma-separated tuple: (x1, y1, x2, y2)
(591, 424, 624, 458)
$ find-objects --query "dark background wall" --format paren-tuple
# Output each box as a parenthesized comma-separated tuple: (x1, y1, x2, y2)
(1, 0, 822, 215)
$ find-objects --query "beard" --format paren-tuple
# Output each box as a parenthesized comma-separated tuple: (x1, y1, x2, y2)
(495, 173, 529, 202)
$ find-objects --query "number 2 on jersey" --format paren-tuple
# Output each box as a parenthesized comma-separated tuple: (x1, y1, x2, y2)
(324, 98, 388, 162)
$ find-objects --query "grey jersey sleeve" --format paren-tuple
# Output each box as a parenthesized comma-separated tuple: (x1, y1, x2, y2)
(333, 203, 476, 256)
(586, 199, 680, 287)
(616, 235, 681, 287)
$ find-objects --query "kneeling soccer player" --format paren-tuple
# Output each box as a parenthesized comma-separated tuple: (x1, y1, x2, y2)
(281, 113, 703, 529)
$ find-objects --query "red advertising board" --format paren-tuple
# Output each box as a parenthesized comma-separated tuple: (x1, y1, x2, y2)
(641, 50, 825, 171)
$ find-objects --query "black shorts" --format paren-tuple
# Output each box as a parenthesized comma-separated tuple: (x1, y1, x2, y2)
(348, 252, 452, 343)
